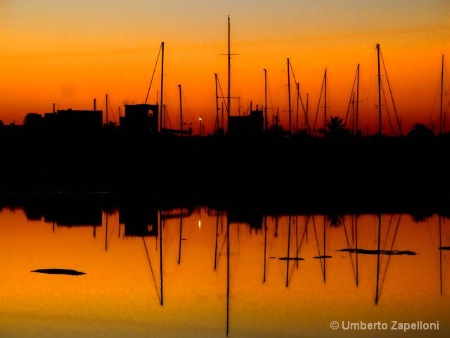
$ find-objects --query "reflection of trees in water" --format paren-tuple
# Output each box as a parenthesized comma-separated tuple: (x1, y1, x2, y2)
(326, 213, 344, 227)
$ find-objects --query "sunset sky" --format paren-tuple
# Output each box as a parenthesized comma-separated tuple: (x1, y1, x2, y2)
(1, 0, 449, 134)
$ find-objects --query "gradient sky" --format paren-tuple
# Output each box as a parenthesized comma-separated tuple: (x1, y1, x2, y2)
(1, 0, 449, 134)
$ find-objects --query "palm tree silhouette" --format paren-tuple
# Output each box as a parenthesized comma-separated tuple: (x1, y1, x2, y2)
(322, 116, 350, 137)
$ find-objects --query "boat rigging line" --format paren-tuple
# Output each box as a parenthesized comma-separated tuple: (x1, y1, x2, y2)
(288, 60, 310, 133)
(142, 237, 162, 305)
(344, 64, 360, 134)
(144, 42, 163, 105)
(379, 48, 402, 136)
(313, 69, 328, 134)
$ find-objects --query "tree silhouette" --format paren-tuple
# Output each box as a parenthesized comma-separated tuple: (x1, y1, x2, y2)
(327, 213, 344, 227)
(322, 116, 351, 137)
(407, 123, 434, 139)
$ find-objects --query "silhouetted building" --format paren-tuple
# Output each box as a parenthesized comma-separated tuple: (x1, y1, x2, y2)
(57, 109, 102, 134)
(35, 109, 103, 136)
(120, 103, 159, 135)
(228, 109, 263, 136)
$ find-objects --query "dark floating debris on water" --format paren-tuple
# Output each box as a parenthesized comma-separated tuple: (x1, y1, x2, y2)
(278, 257, 305, 261)
(337, 248, 417, 256)
(31, 268, 86, 276)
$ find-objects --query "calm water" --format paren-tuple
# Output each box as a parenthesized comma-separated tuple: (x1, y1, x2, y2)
(1, 204, 450, 337)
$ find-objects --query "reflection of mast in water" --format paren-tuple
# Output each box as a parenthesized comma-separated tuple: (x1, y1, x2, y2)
(120, 204, 162, 306)
(104, 212, 109, 251)
(213, 210, 226, 271)
(178, 213, 183, 265)
(338, 213, 414, 305)
(161, 207, 194, 265)
(159, 212, 164, 306)
(141, 234, 162, 306)
(285, 215, 292, 287)
(374, 213, 382, 305)
(263, 215, 267, 283)
(313, 215, 332, 283)
(211, 208, 229, 336)
(438, 215, 450, 296)
(265, 215, 307, 286)
(226, 211, 230, 337)
(375, 214, 403, 305)
(342, 214, 360, 286)
(277, 215, 308, 287)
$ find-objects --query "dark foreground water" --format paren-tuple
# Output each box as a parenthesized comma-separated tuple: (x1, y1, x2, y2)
(1, 200, 450, 337)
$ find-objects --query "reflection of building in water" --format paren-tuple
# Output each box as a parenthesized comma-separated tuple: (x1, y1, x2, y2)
(49, 208, 102, 227)
(22, 197, 103, 227)
(120, 205, 158, 237)
(119, 103, 159, 135)
(227, 208, 263, 231)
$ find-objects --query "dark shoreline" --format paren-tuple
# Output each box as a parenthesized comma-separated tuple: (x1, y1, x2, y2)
(1, 133, 449, 217)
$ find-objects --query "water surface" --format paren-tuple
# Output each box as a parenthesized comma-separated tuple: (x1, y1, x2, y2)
(1, 206, 449, 337)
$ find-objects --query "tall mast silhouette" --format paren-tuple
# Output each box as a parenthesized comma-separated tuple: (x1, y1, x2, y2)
(178, 84, 183, 131)
(215, 73, 220, 132)
(355, 64, 360, 134)
(160, 42, 165, 132)
(264, 69, 268, 131)
(105, 93, 109, 124)
(227, 15, 231, 128)
(376, 43, 382, 136)
(440, 55, 445, 134)
(323, 68, 327, 132)
(287, 58, 292, 135)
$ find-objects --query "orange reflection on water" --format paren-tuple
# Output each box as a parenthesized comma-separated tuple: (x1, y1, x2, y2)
(1, 207, 450, 337)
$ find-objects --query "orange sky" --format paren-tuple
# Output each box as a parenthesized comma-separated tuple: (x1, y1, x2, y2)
(1, 1, 449, 134)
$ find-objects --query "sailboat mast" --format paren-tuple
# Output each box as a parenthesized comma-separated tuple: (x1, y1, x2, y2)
(178, 84, 183, 131)
(296, 83, 300, 133)
(376, 43, 382, 137)
(306, 93, 309, 132)
(264, 69, 268, 132)
(356, 64, 360, 134)
(159, 42, 165, 132)
(287, 58, 292, 135)
(215, 73, 219, 133)
(324, 68, 327, 132)
(105, 93, 109, 124)
(440, 55, 445, 135)
(227, 15, 231, 126)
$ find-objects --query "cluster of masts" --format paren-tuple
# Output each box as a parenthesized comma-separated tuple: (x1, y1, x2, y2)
(142, 16, 447, 137)
(10, 17, 446, 138)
